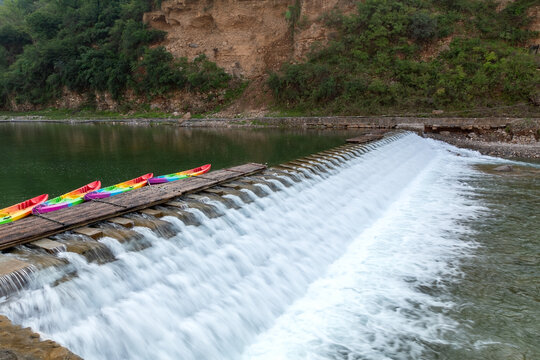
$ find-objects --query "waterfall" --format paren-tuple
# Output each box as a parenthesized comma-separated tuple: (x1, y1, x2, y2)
(0, 133, 485, 359)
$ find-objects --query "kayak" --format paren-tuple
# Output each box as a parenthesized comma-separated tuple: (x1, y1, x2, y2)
(33, 181, 101, 214)
(84, 173, 153, 200)
(0, 194, 49, 225)
(148, 164, 211, 184)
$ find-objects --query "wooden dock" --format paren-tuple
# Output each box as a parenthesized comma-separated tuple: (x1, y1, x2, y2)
(0, 163, 266, 250)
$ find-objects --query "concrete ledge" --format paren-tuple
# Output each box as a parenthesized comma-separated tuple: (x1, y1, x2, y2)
(0, 256, 36, 296)
(28, 239, 66, 254)
(74, 227, 104, 240)
(109, 217, 135, 228)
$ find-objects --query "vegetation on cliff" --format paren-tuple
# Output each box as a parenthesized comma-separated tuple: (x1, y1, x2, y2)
(269, 0, 540, 115)
(0, 0, 233, 110)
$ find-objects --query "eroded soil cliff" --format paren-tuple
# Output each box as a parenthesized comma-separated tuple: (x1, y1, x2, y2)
(145, 0, 356, 79)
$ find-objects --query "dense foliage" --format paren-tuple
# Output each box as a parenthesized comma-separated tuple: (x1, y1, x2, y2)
(0, 0, 232, 109)
(269, 0, 540, 114)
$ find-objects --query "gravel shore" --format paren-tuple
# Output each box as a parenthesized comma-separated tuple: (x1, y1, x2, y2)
(426, 133, 540, 159)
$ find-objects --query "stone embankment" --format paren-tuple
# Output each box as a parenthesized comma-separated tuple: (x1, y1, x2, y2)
(0, 315, 81, 360)
(423, 118, 540, 159)
(179, 116, 513, 129)
(426, 134, 540, 158)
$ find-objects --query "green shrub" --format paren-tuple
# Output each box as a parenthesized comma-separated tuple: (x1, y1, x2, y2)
(137, 46, 185, 97)
(268, 0, 540, 115)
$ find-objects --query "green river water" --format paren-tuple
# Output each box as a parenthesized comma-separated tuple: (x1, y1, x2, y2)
(0, 122, 348, 208)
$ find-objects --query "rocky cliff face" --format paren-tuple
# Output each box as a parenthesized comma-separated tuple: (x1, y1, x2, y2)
(144, 0, 356, 79)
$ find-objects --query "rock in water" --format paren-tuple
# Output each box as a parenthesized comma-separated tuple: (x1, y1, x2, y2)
(493, 165, 513, 172)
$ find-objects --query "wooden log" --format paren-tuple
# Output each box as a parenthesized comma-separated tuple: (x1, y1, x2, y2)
(38, 201, 122, 228)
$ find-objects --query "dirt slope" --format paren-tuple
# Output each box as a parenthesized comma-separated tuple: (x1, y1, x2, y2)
(145, 0, 355, 78)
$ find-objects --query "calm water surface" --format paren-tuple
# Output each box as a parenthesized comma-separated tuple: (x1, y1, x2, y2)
(0, 122, 348, 207)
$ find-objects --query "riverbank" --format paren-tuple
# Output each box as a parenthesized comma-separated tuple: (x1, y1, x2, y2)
(2, 114, 538, 159)
(0, 114, 521, 128)
(426, 134, 540, 159)
(0, 315, 81, 360)
(424, 118, 540, 159)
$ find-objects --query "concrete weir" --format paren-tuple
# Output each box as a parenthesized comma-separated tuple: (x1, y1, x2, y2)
(0, 132, 393, 299)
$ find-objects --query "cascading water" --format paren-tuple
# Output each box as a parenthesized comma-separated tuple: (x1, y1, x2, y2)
(0, 133, 490, 359)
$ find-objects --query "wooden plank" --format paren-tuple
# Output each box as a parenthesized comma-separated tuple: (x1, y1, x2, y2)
(198, 169, 243, 182)
(39, 201, 121, 227)
(163, 176, 219, 197)
(224, 163, 267, 174)
(103, 185, 171, 209)
(0, 217, 62, 250)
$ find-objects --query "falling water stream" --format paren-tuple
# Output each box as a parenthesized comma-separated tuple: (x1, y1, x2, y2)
(0, 133, 538, 359)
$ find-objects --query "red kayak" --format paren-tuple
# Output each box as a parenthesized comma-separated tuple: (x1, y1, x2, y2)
(1, 194, 49, 225)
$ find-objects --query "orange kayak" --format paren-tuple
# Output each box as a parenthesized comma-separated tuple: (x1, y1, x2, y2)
(0, 194, 49, 225)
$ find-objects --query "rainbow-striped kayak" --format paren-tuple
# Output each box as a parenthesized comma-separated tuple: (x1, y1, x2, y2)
(148, 164, 211, 184)
(0, 194, 49, 225)
(33, 181, 101, 214)
(84, 173, 153, 200)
